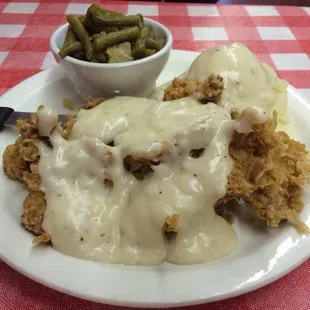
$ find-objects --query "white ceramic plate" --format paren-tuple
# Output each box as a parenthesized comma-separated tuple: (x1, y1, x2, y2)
(0, 50, 310, 308)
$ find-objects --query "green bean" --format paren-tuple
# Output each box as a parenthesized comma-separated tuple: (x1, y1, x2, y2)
(146, 37, 160, 51)
(90, 31, 106, 42)
(86, 4, 102, 16)
(94, 27, 140, 52)
(132, 48, 156, 59)
(92, 14, 141, 27)
(150, 27, 155, 40)
(66, 14, 93, 61)
(59, 42, 83, 57)
(146, 38, 165, 52)
(85, 15, 119, 33)
(87, 4, 124, 18)
(91, 33, 102, 41)
(84, 15, 93, 30)
(132, 48, 144, 59)
(100, 26, 119, 33)
(78, 15, 86, 24)
(132, 25, 152, 59)
(144, 49, 156, 57)
(134, 25, 152, 49)
(137, 13, 144, 29)
(62, 26, 77, 49)
(60, 4, 160, 63)
(157, 38, 166, 50)
(101, 9, 124, 17)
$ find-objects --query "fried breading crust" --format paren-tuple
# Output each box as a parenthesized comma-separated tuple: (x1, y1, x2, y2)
(32, 232, 51, 244)
(163, 214, 180, 232)
(3, 97, 310, 241)
(2, 99, 103, 241)
(218, 113, 310, 233)
(82, 96, 105, 110)
(21, 191, 46, 235)
(2, 138, 28, 181)
(62, 114, 77, 139)
(3, 110, 46, 237)
(23, 163, 41, 191)
(163, 74, 224, 103)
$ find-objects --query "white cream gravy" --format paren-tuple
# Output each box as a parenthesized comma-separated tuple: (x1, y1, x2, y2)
(151, 43, 288, 128)
(37, 98, 267, 265)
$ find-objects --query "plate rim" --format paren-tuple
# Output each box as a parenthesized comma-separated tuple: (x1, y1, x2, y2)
(0, 49, 310, 308)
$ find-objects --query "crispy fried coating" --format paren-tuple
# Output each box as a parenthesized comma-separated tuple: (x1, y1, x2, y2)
(163, 214, 180, 232)
(123, 155, 156, 180)
(163, 74, 224, 104)
(3, 110, 40, 180)
(220, 113, 310, 233)
(23, 164, 40, 191)
(3, 94, 310, 243)
(3, 99, 115, 241)
(32, 232, 51, 244)
(3, 99, 107, 240)
(3, 108, 45, 238)
(16, 118, 38, 139)
(21, 191, 46, 235)
(62, 114, 77, 139)
(2, 137, 28, 181)
(19, 138, 39, 162)
(83, 96, 105, 110)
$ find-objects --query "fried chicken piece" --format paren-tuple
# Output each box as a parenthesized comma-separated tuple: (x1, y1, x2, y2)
(3, 116, 40, 181)
(195, 74, 224, 104)
(123, 155, 157, 180)
(23, 164, 40, 191)
(123, 141, 175, 180)
(3, 114, 47, 235)
(164, 78, 199, 101)
(19, 138, 39, 162)
(2, 137, 28, 181)
(62, 114, 76, 139)
(83, 96, 105, 110)
(163, 214, 180, 232)
(215, 201, 237, 224)
(104, 178, 113, 189)
(230, 109, 240, 120)
(21, 191, 46, 235)
(16, 118, 38, 139)
(220, 113, 310, 233)
(163, 74, 224, 104)
(32, 232, 51, 244)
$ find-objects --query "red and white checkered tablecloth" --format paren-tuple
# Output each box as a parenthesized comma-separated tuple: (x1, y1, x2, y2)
(0, 1, 310, 309)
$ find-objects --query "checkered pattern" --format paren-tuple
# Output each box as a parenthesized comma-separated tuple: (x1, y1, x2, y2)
(0, 1, 310, 310)
(0, 1, 309, 97)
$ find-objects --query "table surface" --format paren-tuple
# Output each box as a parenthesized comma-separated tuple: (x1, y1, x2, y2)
(0, 1, 310, 310)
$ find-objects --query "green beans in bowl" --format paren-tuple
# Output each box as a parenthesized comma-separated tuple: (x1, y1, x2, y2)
(59, 4, 166, 63)
(50, 5, 172, 99)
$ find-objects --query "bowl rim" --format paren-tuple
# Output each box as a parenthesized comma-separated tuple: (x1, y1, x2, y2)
(50, 17, 173, 68)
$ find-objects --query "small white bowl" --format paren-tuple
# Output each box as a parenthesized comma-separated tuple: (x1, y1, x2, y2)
(50, 18, 173, 100)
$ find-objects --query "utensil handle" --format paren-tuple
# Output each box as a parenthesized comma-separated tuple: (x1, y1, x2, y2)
(0, 107, 14, 128)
